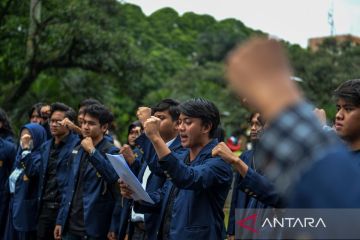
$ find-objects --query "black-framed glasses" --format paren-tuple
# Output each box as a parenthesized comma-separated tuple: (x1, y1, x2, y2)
(48, 119, 62, 126)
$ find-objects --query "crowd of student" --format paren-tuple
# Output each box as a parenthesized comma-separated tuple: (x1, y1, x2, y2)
(0, 37, 359, 240)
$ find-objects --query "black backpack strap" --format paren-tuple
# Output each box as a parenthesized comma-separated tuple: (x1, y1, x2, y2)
(98, 140, 121, 198)
(98, 140, 116, 155)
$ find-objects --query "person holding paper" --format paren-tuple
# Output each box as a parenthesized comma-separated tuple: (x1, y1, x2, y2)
(120, 98, 232, 240)
(54, 104, 120, 240)
(119, 99, 184, 240)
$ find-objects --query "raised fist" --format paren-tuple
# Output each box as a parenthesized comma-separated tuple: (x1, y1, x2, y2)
(136, 107, 152, 126)
(144, 116, 161, 140)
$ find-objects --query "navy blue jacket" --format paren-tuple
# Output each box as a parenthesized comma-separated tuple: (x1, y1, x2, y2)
(288, 145, 360, 208)
(353, 150, 360, 165)
(126, 135, 186, 240)
(0, 134, 16, 144)
(0, 138, 17, 235)
(10, 123, 47, 231)
(139, 139, 232, 240)
(135, 134, 186, 177)
(56, 138, 120, 238)
(37, 132, 80, 211)
(227, 150, 279, 238)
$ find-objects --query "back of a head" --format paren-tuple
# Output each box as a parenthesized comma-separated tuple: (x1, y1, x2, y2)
(179, 98, 220, 138)
(334, 79, 360, 106)
(152, 98, 180, 121)
(83, 104, 114, 126)
(28, 102, 45, 119)
(50, 102, 77, 123)
(78, 98, 102, 110)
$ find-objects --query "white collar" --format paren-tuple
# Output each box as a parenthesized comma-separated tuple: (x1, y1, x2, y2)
(166, 137, 176, 147)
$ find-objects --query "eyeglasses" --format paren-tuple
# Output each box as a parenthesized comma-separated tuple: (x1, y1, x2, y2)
(48, 119, 62, 126)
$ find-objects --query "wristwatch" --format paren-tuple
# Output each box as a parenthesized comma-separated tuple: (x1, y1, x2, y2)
(89, 148, 96, 156)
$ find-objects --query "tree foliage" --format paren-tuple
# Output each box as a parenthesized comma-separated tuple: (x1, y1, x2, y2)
(0, 0, 359, 140)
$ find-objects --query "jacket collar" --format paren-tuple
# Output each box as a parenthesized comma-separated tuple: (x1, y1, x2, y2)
(169, 135, 182, 151)
(192, 138, 218, 162)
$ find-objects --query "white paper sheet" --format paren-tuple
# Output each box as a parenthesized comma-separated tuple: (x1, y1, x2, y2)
(106, 154, 155, 204)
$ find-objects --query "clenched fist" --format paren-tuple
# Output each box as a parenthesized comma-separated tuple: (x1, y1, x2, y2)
(212, 142, 239, 164)
(213, 142, 249, 177)
(107, 231, 117, 240)
(58, 117, 82, 135)
(81, 137, 95, 153)
(136, 107, 152, 126)
(313, 108, 327, 126)
(226, 37, 301, 121)
(59, 117, 76, 129)
(119, 179, 134, 199)
(20, 134, 32, 150)
(120, 144, 136, 165)
(54, 225, 62, 240)
(144, 116, 161, 140)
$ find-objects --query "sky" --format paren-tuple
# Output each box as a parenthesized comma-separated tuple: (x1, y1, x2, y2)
(123, 0, 360, 47)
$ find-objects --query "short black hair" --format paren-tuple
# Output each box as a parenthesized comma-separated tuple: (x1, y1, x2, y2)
(213, 126, 225, 142)
(0, 108, 14, 137)
(83, 104, 114, 126)
(334, 79, 360, 106)
(178, 98, 220, 138)
(151, 99, 180, 121)
(78, 98, 102, 110)
(50, 102, 77, 122)
(28, 102, 45, 119)
(127, 121, 143, 136)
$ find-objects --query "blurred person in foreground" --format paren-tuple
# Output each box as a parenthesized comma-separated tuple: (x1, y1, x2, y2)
(225, 37, 360, 209)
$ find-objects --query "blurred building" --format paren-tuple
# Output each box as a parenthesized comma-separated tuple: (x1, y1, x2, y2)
(308, 34, 360, 51)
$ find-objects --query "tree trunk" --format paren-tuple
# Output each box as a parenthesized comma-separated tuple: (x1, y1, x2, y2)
(3, 0, 41, 111)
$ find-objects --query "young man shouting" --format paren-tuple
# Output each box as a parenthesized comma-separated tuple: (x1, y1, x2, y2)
(121, 98, 232, 240)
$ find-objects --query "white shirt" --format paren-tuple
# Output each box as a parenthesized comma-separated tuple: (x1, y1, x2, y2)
(131, 137, 176, 222)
